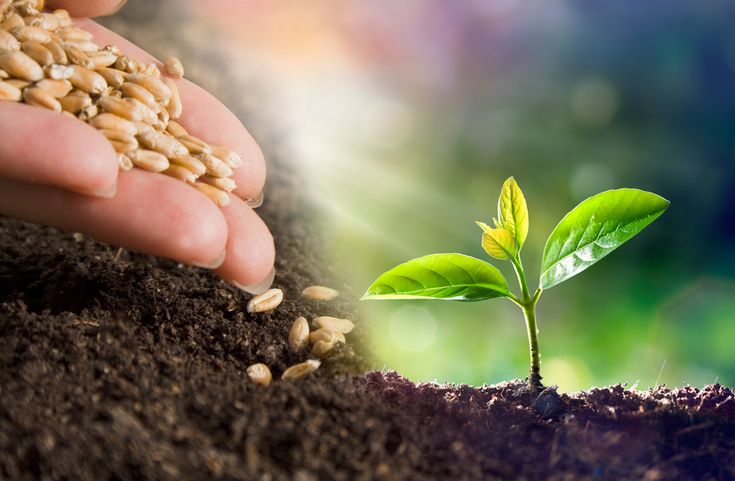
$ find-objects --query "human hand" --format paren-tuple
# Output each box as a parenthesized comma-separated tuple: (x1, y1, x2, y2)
(0, 0, 275, 293)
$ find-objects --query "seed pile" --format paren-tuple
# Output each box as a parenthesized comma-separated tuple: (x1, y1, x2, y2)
(0, 0, 240, 206)
(245, 285, 355, 385)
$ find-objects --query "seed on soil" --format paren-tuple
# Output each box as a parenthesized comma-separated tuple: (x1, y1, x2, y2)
(311, 340, 336, 359)
(281, 359, 321, 380)
(313, 316, 355, 334)
(309, 328, 345, 345)
(246, 363, 272, 386)
(0, 1, 239, 204)
(302, 285, 340, 301)
(288, 316, 310, 352)
(246, 288, 283, 313)
(164, 56, 184, 78)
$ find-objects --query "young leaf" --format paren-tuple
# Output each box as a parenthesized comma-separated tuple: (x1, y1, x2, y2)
(540, 188, 669, 289)
(497, 176, 529, 248)
(478, 225, 518, 260)
(362, 253, 511, 301)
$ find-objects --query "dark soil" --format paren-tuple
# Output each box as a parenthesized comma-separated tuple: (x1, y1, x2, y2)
(0, 217, 734, 481)
(1, 2, 735, 480)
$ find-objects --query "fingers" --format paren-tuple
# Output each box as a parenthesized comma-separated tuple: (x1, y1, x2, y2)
(0, 102, 118, 197)
(0, 169, 228, 267)
(214, 195, 275, 291)
(45, 0, 127, 18)
(74, 18, 267, 200)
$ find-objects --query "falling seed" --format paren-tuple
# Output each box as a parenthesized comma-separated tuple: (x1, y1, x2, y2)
(288, 316, 310, 352)
(313, 316, 355, 334)
(302, 285, 340, 301)
(247, 288, 283, 313)
(309, 328, 345, 345)
(281, 359, 321, 380)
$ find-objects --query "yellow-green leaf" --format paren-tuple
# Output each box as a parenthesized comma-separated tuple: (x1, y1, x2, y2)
(497, 176, 529, 248)
(481, 227, 518, 260)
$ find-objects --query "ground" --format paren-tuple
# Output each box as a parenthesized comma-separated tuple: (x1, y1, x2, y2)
(1, 2, 734, 480)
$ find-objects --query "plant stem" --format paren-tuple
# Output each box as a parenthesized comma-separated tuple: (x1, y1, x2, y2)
(511, 256, 543, 390)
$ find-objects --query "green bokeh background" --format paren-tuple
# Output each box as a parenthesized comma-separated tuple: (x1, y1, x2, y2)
(310, 1, 735, 391)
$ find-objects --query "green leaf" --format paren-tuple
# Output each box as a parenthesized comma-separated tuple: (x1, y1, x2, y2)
(498, 177, 529, 248)
(540, 188, 669, 289)
(476, 222, 518, 260)
(362, 253, 511, 302)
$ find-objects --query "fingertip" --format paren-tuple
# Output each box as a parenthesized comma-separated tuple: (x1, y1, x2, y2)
(215, 195, 275, 288)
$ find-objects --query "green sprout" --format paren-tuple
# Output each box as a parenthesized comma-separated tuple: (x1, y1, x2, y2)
(362, 177, 669, 390)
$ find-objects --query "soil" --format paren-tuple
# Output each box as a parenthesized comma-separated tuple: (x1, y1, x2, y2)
(2, 2, 735, 480)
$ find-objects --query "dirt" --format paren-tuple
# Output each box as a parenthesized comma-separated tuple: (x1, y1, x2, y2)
(1, 2, 734, 480)
(0, 219, 734, 481)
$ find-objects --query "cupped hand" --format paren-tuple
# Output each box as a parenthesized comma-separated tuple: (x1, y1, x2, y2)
(0, 0, 275, 293)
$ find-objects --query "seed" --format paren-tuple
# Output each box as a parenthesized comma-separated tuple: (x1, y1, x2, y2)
(0, 13, 24, 32)
(10, 25, 50, 44)
(311, 340, 336, 359)
(118, 154, 133, 171)
(170, 155, 206, 177)
(101, 44, 121, 56)
(45, 63, 73, 79)
(0, 50, 43, 81)
(98, 95, 148, 121)
(193, 182, 231, 207)
(20, 40, 53, 66)
(69, 65, 106, 94)
(96, 67, 127, 87)
(137, 129, 188, 158)
(114, 55, 139, 73)
(44, 39, 67, 64)
(200, 175, 236, 192)
(210, 145, 243, 169)
(127, 149, 169, 173)
(246, 288, 283, 313)
(309, 328, 345, 345)
(141, 62, 160, 78)
(89, 112, 138, 136)
(163, 56, 184, 78)
(53, 9, 71, 27)
(157, 104, 169, 125)
(126, 97, 157, 123)
(58, 92, 91, 113)
(109, 140, 137, 153)
(163, 164, 197, 183)
(35, 78, 72, 98)
(196, 153, 233, 178)
(0, 29, 20, 51)
(166, 119, 188, 138)
(313, 316, 354, 334)
(78, 103, 98, 121)
(127, 73, 171, 104)
(85, 50, 117, 69)
(281, 359, 321, 380)
(119, 81, 157, 111)
(288, 316, 310, 352)
(0, 80, 22, 101)
(99, 128, 138, 145)
(302, 285, 340, 301)
(62, 43, 90, 66)
(5, 78, 29, 89)
(177, 134, 211, 155)
(58, 26, 93, 42)
(65, 40, 100, 53)
(28, 12, 60, 31)
(246, 363, 272, 386)
(163, 77, 181, 119)
(23, 87, 61, 112)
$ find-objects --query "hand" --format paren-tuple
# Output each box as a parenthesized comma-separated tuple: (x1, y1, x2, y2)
(0, 0, 275, 293)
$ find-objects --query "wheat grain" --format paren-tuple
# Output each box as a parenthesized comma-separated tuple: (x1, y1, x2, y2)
(281, 360, 320, 380)
(288, 316, 309, 352)
(313, 316, 355, 334)
(163, 56, 184, 79)
(246, 363, 272, 386)
(246, 288, 283, 313)
(301, 286, 340, 301)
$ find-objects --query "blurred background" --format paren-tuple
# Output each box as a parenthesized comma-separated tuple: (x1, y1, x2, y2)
(117, 0, 734, 391)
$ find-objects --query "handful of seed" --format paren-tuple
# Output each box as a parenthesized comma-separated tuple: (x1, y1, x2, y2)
(0, 0, 240, 206)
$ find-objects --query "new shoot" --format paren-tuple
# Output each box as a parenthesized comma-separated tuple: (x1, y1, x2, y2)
(362, 177, 669, 390)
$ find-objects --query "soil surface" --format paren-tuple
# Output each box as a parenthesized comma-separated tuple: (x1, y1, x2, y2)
(2, 2, 735, 480)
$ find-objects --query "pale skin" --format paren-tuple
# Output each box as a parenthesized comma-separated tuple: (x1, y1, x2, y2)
(0, 0, 275, 293)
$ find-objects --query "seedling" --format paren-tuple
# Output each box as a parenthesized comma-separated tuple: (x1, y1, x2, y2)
(362, 177, 669, 390)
